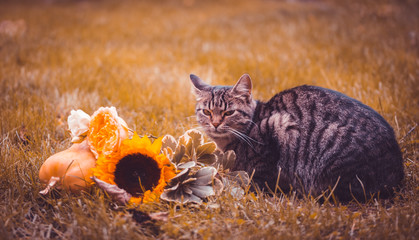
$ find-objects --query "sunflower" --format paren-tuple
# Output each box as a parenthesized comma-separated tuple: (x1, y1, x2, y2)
(92, 133, 177, 204)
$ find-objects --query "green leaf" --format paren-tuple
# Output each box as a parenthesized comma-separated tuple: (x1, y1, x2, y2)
(186, 129, 204, 149)
(197, 154, 217, 165)
(173, 145, 186, 164)
(162, 135, 177, 151)
(184, 138, 194, 158)
(189, 185, 214, 198)
(178, 133, 190, 146)
(196, 142, 216, 158)
(182, 178, 198, 185)
(163, 147, 174, 161)
(177, 161, 196, 169)
(193, 167, 217, 185)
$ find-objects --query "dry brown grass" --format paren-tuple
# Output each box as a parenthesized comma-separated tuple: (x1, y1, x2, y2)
(0, 0, 418, 239)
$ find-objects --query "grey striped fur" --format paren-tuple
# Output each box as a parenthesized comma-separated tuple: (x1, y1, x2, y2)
(190, 74, 404, 202)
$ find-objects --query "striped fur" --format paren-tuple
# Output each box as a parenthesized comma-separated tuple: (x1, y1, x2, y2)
(190, 74, 404, 201)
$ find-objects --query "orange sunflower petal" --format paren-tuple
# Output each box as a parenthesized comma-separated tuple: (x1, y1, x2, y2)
(93, 131, 177, 205)
(150, 137, 163, 155)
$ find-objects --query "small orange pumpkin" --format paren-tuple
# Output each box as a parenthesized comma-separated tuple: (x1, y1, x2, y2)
(39, 140, 96, 194)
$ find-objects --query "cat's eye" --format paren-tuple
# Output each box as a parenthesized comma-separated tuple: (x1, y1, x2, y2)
(224, 110, 235, 116)
(203, 109, 212, 116)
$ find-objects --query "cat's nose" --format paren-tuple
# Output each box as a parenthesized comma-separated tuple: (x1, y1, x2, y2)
(212, 122, 221, 128)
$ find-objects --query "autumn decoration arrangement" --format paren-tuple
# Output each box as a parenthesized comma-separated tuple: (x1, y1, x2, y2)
(39, 107, 249, 205)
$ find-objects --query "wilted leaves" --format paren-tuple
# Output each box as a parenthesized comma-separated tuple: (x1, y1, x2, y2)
(91, 176, 132, 205)
(94, 129, 250, 205)
(160, 166, 220, 204)
(162, 129, 236, 170)
(161, 129, 250, 204)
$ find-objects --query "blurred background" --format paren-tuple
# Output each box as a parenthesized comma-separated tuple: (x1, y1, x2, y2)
(1, 0, 418, 138)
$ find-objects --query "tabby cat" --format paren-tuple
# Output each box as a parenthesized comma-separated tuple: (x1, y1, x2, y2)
(190, 74, 404, 202)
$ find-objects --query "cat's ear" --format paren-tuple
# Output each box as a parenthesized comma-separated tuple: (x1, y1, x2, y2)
(232, 74, 252, 98)
(190, 74, 210, 98)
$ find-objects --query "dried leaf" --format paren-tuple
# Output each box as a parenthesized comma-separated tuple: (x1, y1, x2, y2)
(225, 171, 250, 187)
(216, 150, 236, 170)
(39, 176, 61, 195)
(149, 212, 169, 222)
(205, 202, 220, 209)
(218, 171, 250, 200)
(230, 187, 245, 199)
(224, 150, 236, 169)
(91, 176, 132, 205)
(213, 177, 224, 195)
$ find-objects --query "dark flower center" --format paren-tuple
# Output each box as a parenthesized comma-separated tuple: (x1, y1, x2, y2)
(114, 153, 161, 197)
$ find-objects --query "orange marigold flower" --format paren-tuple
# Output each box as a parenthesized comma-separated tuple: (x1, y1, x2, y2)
(87, 107, 129, 159)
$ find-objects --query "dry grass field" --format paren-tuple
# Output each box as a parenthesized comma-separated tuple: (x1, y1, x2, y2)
(0, 0, 418, 239)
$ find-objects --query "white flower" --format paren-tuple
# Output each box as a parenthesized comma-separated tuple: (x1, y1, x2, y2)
(68, 109, 91, 143)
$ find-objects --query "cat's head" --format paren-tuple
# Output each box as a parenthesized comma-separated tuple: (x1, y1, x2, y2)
(190, 74, 257, 142)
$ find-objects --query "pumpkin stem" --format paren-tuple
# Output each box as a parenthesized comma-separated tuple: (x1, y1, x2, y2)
(39, 176, 61, 195)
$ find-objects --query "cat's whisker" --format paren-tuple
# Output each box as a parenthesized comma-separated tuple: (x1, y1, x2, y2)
(227, 129, 255, 150)
(231, 129, 256, 146)
(245, 119, 260, 129)
(226, 128, 261, 151)
(229, 127, 263, 145)
(245, 119, 263, 134)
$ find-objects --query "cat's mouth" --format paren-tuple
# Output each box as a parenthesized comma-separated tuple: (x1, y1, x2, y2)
(209, 133, 231, 139)
(203, 128, 228, 137)
(207, 128, 230, 138)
